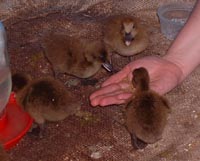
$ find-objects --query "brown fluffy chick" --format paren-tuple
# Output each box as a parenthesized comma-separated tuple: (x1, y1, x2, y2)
(42, 32, 113, 78)
(125, 67, 170, 149)
(13, 73, 81, 137)
(0, 145, 9, 161)
(103, 15, 149, 57)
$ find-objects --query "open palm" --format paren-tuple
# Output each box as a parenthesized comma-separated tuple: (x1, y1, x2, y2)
(90, 56, 183, 106)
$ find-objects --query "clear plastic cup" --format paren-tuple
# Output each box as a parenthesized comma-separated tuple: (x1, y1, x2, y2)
(157, 3, 193, 40)
(0, 22, 12, 115)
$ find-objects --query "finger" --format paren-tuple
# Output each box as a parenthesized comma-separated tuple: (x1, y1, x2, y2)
(99, 98, 126, 106)
(99, 94, 131, 106)
(99, 93, 132, 106)
(90, 91, 132, 107)
(91, 89, 132, 104)
(116, 92, 133, 100)
(90, 82, 131, 100)
(102, 65, 132, 87)
(90, 84, 120, 100)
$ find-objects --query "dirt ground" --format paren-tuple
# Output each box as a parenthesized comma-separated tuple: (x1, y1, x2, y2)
(1, 0, 200, 161)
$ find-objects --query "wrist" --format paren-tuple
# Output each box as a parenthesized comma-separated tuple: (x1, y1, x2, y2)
(164, 42, 200, 83)
(163, 53, 185, 83)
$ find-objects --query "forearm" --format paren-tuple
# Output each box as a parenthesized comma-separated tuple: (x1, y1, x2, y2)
(164, 0, 200, 82)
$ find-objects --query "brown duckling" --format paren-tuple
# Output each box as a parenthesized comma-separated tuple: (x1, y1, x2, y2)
(12, 73, 81, 137)
(125, 67, 170, 149)
(42, 32, 113, 79)
(103, 15, 149, 57)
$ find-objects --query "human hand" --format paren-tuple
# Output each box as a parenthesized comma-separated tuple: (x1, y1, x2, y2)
(90, 56, 183, 106)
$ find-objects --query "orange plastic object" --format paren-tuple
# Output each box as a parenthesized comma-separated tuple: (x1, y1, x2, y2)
(0, 92, 33, 150)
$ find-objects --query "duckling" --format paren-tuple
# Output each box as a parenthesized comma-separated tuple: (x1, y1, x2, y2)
(0, 145, 9, 161)
(13, 73, 81, 138)
(42, 32, 113, 80)
(125, 67, 170, 149)
(103, 15, 149, 57)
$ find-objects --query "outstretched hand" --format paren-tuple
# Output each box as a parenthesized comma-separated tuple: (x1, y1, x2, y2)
(90, 56, 183, 107)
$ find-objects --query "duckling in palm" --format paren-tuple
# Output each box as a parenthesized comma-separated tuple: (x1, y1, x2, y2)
(12, 73, 81, 137)
(42, 32, 113, 79)
(125, 67, 170, 149)
(103, 15, 149, 57)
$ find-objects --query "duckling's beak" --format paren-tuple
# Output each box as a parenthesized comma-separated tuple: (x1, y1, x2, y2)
(125, 33, 134, 46)
(130, 133, 148, 150)
(102, 61, 114, 73)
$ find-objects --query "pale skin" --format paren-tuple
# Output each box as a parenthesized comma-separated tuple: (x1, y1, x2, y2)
(90, 1, 200, 107)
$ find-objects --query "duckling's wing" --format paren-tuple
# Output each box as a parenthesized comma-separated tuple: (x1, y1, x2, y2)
(42, 34, 71, 73)
(126, 93, 168, 144)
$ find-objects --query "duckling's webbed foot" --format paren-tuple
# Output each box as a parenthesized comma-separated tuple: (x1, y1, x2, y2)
(102, 62, 119, 74)
(37, 123, 45, 138)
(102, 61, 113, 72)
(81, 78, 99, 86)
(28, 123, 45, 139)
(130, 133, 148, 150)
